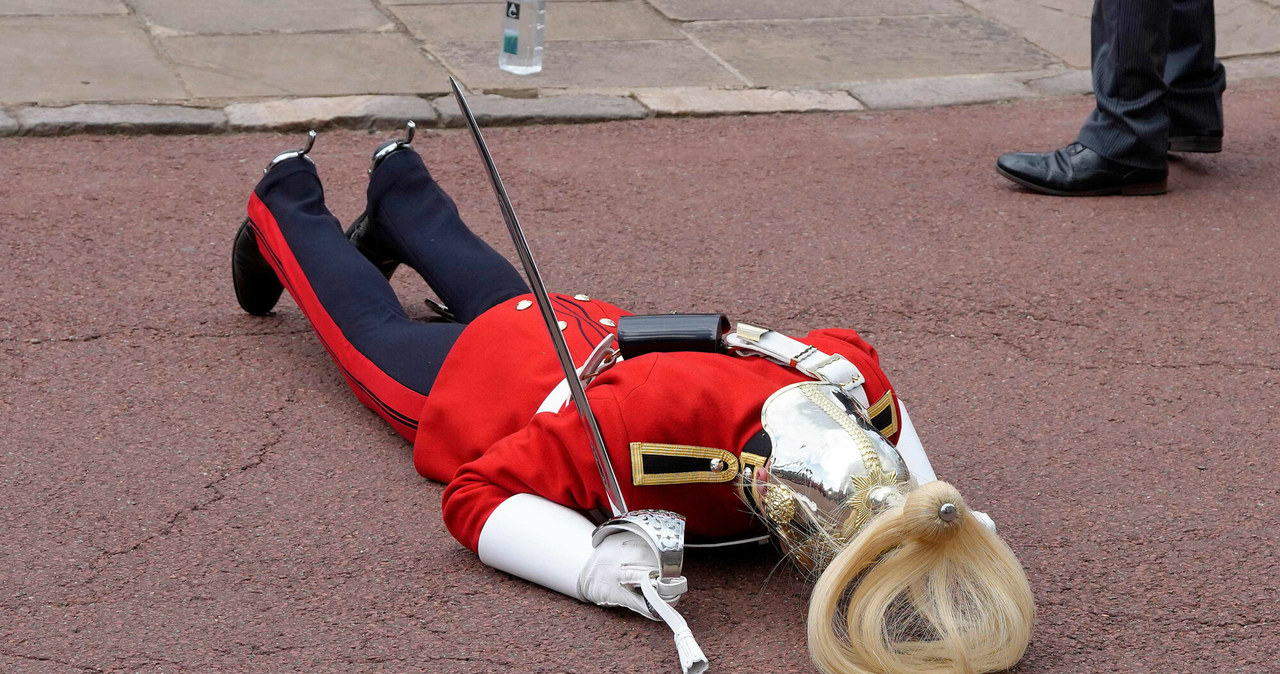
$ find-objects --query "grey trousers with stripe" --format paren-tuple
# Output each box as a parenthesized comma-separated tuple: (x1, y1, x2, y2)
(1076, 0, 1226, 169)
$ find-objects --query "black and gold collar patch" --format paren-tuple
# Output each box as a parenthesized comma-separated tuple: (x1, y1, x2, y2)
(630, 442, 740, 486)
(867, 390, 899, 439)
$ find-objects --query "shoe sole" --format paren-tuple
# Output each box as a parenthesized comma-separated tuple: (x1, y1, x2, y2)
(1169, 136, 1222, 153)
(997, 167, 1167, 196)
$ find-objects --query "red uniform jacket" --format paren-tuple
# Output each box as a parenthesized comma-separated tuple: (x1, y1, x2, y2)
(414, 294, 901, 552)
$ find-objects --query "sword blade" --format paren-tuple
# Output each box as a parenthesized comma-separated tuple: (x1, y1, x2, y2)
(449, 77, 628, 517)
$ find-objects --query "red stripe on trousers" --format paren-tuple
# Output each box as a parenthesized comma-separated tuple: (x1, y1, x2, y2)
(247, 192, 425, 441)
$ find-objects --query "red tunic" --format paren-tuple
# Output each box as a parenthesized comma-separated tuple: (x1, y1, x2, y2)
(414, 293, 900, 552)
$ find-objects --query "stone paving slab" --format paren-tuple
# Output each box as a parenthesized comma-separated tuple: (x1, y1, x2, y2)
(966, 0, 1280, 68)
(961, 0, 1093, 68)
(647, 0, 964, 21)
(635, 86, 863, 115)
(685, 15, 1060, 87)
(0, 16, 186, 104)
(7, 53, 1274, 136)
(161, 33, 451, 99)
(1226, 52, 1280, 79)
(1, 0, 1279, 133)
(433, 92, 648, 126)
(130, 0, 393, 36)
(848, 73, 1038, 110)
(434, 39, 742, 90)
(225, 95, 438, 131)
(14, 103, 227, 135)
(1216, 0, 1280, 58)
(393, 0, 681, 44)
(0, 0, 125, 15)
(0, 109, 16, 136)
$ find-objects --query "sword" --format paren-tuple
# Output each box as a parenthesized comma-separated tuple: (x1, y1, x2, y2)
(449, 79, 708, 674)
(449, 77, 629, 518)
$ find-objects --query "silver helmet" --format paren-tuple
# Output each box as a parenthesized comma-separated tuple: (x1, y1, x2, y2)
(745, 381, 912, 572)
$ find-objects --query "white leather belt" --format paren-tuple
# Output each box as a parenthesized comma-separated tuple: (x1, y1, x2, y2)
(724, 322, 870, 408)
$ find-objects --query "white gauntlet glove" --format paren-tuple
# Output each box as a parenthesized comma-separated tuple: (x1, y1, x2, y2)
(577, 531, 685, 620)
(578, 529, 705, 674)
(477, 497, 706, 674)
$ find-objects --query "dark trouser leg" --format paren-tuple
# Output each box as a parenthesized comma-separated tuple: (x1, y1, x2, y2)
(364, 150, 530, 323)
(247, 159, 466, 441)
(1077, 0, 1172, 169)
(1165, 0, 1225, 136)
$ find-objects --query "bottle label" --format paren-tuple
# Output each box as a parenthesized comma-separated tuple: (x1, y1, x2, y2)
(503, 30, 518, 55)
(506, 1, 520, 19)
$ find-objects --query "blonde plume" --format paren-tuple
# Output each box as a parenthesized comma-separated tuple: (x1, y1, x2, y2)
(807, 481, 1035, 674)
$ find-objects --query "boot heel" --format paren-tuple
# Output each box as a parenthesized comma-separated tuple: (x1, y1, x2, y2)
(1121, 179, 1168, 196)
(232, 218, 285, 315)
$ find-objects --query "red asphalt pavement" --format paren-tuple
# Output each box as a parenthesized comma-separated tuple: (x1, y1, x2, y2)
(3, 80, 1278, 673)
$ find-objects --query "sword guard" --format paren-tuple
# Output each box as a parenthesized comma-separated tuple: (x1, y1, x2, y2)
(591, 509, 686, 580)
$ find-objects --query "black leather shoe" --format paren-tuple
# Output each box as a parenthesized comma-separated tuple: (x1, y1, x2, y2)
(1169, 133, 1222, 153)
(996, 142, 1167, 196)
(344, 210, 399, 280)
(232, 217, 284, 315)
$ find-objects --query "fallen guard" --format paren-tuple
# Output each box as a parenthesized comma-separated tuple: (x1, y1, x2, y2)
(233, 110, 1038, 674)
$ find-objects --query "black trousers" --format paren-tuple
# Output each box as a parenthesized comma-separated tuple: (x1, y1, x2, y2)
(1076, 0, 1226, 169)
(249, 150, 529, 438)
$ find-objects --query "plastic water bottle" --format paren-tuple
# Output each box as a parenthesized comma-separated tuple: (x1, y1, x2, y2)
(499, 0, 546, 75)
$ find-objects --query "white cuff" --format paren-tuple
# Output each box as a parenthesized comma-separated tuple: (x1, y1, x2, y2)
(895, 401, 937, 485)
(477, 493, 597, 600)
